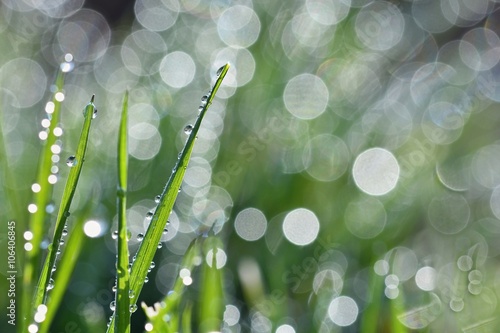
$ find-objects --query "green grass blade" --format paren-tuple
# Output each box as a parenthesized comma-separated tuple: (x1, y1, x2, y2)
(182, 302, 193, 333)
(21, 71, 65, 331)
(107, 63, 230, 333)
(199, 236, 224, 333)
(37, 200, 92, 333)
(144, 237, 202, 332)
(115, 91, 131, 333)
(360, 261, 384, 333)
(33, 95, 97, 315)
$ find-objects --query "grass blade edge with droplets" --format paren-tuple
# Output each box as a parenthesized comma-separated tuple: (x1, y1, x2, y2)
(115, 91, 131, 333)
(106, 63, 230, 333)
(31, 96, 97, 322)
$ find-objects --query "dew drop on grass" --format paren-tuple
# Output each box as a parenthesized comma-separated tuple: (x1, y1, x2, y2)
(144, 276, 149, 283)
(216, 65, 224, 76)
(184, 124, 193, 134)
(163, 228, 168, 234)
(146, 211, 154, 220)
(92, 107, 98, 119)
(154, 195, 161, 203)
(129, 304, 138, 313)
(150, 261, 156, 270)
(137, 233, 144, 241)
(198, 105, 204, 112)
(112, 230, 118, 239)
(66, 155, 77, 167)
(157, 242, 163, 249)
(129, 290, 135, 299)
(110, 301, 116, 311)
(47, 279, 54, 290)
(201, 94, 209, 104)
(62, 229, 68, 236)
(60, 61, 74, 73)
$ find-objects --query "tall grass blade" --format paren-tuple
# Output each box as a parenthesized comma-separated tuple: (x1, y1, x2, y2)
(21, 71, 65, 332)
(199, 236, 224, 333)
(108, 63, 230, 333)
(115, 91, 131, 333)
(32, 95, 97, 316)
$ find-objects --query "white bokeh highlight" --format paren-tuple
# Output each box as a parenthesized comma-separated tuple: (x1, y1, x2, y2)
(352, 148, 400, 196)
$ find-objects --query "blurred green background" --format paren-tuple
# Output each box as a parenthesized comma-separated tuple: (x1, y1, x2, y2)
(2, 0, 500, 332)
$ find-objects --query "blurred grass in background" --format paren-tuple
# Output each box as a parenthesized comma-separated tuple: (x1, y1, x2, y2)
(2, 0, 500, 332)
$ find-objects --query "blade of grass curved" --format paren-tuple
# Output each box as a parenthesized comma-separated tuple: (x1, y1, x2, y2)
(33, 95, 97, 313)
(21, 71, 65, 331)
(115, 91, 131, 333)
(144, 237, 202, 332)
(107, 63, 230, 333)
(199, 236, 224, 333)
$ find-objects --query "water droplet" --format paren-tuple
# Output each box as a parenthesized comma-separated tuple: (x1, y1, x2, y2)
(129, 304, 138, 313)
(154, 195, 161, 203)
(163, 228, 168, 234)
(112, 285, 117, 292)
(150, 262, 156, 270)
(137, 233, 144, 241)
(216, 65, 224, 76)
(45, 203, 55, 214)
(62, 229, 68, 237)
(112, 230, 118, 239)
(53, 127, 63, 137)
(60, 61, 74, 73)
(92, 107, 98, 119)
(66, 155, 77, 167)
(41, 118, 51, 128)
(51, 266, 56, 273)
(157, 242, 163, 249)
(39, 130, 48, 140)
(59, 240, 64, 246)
(110, 301, 116, 311)
(184, 124, 193, 134)
(144, 276, 149, 283)
(201, 94, 209, 104)
(146, 211, 154, 220)
(47, 279, 54, 290)
(129, 290, 135, 299)
(198, 105, 204, 112)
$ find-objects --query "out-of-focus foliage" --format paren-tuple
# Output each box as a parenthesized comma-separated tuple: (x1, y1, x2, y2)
(2, 0, 500, 332)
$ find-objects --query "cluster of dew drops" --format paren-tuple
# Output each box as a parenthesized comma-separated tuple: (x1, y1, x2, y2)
(108, 194, 167, 318)
(108, 65, 225, 323)
(25, 55, 76, 256)
(27, 56, 76, 218)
